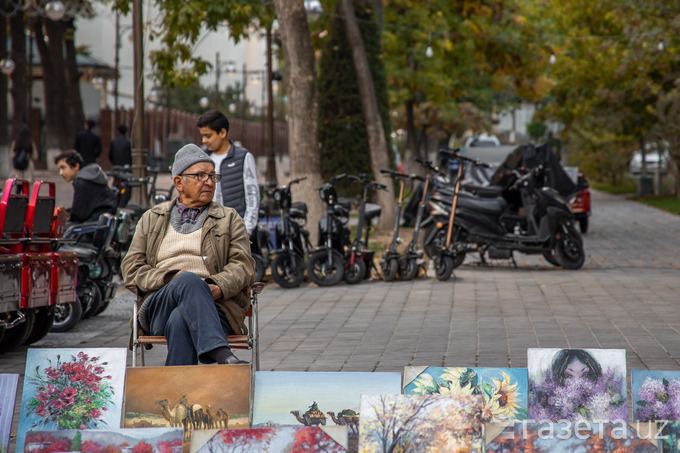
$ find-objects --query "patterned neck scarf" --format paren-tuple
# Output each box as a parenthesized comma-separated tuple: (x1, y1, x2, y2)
(175, 200, 208, 225)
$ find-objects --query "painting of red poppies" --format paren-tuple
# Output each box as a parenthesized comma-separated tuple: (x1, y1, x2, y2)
(527, 348, 627, 422)
(196, 427, 346, 452)
(0, 374, 19, 453)
(24, 428, 183, 453)
(17, 348, 127, 453)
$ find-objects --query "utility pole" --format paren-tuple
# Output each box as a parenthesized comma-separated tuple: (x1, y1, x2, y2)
(131, 0, 148, 206)
(214, 52, 220, 109)
(265, 25, 277, 188)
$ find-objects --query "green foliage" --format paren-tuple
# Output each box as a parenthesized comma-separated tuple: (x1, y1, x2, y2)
(141, 0, 273, 88)
(634, 196, 680, 215)
(317, 0, 392, 197)
(526, 121, 547, 140)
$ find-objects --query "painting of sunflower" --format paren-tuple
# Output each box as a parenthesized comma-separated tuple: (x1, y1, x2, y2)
(403, 367, 528, 422)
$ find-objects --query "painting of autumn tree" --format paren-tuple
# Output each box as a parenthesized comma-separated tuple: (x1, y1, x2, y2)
(358, 394, 484, 452)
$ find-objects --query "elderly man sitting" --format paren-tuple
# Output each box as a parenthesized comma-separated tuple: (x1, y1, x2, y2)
(122, 144, 255, 366)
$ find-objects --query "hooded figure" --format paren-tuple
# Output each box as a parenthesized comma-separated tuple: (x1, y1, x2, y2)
(55, 150, 117, 223)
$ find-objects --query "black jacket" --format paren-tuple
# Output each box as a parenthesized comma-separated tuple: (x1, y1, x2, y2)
(70, 164, 117, 223)
(74, 129, 102, 165)
(109, 134, 132, 166)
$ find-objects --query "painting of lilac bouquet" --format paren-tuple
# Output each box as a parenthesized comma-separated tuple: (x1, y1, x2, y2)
(528, 348, 628, 422)
(632, 370, 680, 421)
(17, 348, 127, 453)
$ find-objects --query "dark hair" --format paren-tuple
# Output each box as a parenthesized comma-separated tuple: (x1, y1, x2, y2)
(551, 349, 602, 386)
(86, 119, 96, 130)
(197, 110, 229, 134)
(117, 124, 128, 135)
(13, 125, 33, 156)
(54, 150, 84, 169)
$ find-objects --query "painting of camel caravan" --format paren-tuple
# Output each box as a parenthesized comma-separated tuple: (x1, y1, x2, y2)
(124, 364, 250, 445)
(252, 371, 401, 428)
(359, 394, 485, 452)
(403, 366, 529, 422)
(24, 428, 183, 453)
(197, 426, 347, 452)
(16, 348, 127, 453)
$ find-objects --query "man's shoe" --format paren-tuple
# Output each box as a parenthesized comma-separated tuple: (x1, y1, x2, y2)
(224, 355, 249, 365)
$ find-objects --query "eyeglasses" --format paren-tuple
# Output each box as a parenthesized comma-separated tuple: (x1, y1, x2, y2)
(181, 172, 222, 183)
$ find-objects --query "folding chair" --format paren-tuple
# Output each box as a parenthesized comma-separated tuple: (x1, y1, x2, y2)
(131, 281, 264, 369)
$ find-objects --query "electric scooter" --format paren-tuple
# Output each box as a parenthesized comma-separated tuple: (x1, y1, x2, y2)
(378, 169, 410, 281)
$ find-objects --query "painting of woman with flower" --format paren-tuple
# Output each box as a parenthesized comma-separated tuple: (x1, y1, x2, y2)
(528, 348, 628, 422)
(17, 348, 127, 453)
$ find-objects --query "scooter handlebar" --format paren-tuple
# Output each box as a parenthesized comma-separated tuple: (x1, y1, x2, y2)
(438, 148, 491, 168)
(380, 168, 409, 179)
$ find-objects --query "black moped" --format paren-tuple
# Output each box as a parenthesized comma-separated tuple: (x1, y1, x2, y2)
(429, 150, 586, 275)
(268, 177, 311, 288)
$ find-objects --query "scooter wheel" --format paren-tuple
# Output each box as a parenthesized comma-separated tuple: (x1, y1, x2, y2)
(344, 256, 366, 285)
(435, 256, 455, 281)
(307, 250, 344, 286)
(253, 253, 266, 283)
(271, 253, 304, 288)
(382, 258, 399, 282)
(24, 307, 55, 345)
(0, 309, 36, 350)
(51, 301, 83, 333)
(398, 257, 419, 281)
(81, 281, 103, 319)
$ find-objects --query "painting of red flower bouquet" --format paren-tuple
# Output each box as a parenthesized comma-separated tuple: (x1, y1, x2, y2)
(17, 348, 127, 453)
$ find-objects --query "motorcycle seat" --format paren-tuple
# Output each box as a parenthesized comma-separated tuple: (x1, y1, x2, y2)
(456, 195, 508, 215)
(461, 183, 504, 198)
(58, 243, 99, 265)
(364, 203, 381, 222)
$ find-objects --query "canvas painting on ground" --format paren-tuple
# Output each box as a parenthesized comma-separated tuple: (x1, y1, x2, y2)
(503, 422, 658, 452)
(527, 348, 627, 422)
(0, 374, 19, 453)
(124, 364, 250, 446)
(24, 428, 183, 452)
(252, 370, 400, 452)
(196, 426, 346, 452)
(404, 366, 528, 422)
(632, 370, 680, 422)
(17, 348, 127, 453)
(358, 394, 484, 452)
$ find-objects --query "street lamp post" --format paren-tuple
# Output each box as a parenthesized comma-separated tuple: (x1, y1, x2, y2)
(131, 0, 148, 206)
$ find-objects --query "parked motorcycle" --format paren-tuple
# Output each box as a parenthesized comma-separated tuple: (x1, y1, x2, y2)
(268, 177, 311, 288)
(425, 149, 586, 271)
(51, 207, 133, 331)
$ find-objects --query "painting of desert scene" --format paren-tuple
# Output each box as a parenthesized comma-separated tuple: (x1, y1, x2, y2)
(252, 371, 401, 453)
(124, 364, 251, 445)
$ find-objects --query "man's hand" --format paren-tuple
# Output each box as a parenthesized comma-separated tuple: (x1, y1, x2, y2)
(208, 284, 222, 300)
(163, 269, 186, 285)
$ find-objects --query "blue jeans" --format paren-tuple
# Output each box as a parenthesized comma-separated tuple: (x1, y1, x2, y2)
(144, 272, 234, 366)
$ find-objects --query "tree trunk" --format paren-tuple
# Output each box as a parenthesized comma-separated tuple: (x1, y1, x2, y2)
(0, 0, 9, 178)
(64, 20, 85, 140)
(9, 12, 27, 136)
(272, 0, 324, 243)
(405, 98, 418, 172)
(35, 18, 71, 152)
(339, 0, 395, 230)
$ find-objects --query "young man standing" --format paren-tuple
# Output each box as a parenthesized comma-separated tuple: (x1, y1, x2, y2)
(55, 150, 117, 223)
(109, 124, 132, 167)
(197, 110, 260, 238)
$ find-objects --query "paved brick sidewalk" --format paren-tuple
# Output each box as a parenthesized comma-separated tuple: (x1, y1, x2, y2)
(2, 189, 680, 450)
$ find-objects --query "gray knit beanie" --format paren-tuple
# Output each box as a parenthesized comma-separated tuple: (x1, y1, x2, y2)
(171, 144, 214, 177)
